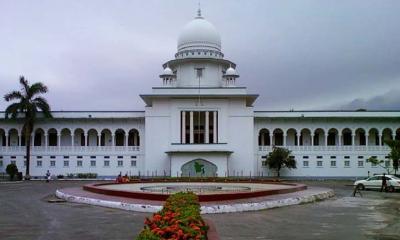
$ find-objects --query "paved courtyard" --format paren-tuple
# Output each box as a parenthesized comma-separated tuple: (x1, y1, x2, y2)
(0, 180, 399, 240)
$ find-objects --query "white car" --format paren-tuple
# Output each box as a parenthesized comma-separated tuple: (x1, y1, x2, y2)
(354, 175, 400, 191)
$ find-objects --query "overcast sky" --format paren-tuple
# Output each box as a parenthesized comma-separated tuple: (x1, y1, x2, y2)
(1, 0, 400, 111)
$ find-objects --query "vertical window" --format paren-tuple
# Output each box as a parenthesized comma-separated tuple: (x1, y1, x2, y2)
(50, 161, 56, 167)
(358, 161, 364, 167)
(90, 160, 96, 167)
(104, 160, 110, 167)
(0, 160, 3, 167)
(181, 111, 217, 144)
(64, 161, 69, 167)
(317, 161, 323, 167)
(344, 161, 350, 167)
(359, 132, 366, 145)
(118, 160, 123, 167)
(330, 161, 336, 167)
(303, 161, 309, 167)
(77, 160, 83, 167)
(37, 160, 42, 167)
(195, 68, 203, 79)
(131, 160, 136, 167)
(11, 160, 16, 165)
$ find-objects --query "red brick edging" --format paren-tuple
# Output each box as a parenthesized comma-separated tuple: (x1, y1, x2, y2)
(82, 180, 307, 202)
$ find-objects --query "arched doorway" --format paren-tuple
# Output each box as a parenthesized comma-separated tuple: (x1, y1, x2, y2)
(181, 159, 217, 177)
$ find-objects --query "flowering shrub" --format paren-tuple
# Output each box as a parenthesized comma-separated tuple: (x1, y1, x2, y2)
(136, 192, 208, 240)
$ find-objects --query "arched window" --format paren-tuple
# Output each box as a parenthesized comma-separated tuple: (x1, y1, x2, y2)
(258, 129, 270, 146)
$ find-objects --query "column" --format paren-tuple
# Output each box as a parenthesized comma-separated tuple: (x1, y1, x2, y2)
(352, 134, 356, 146)
(338, 134, 342, 146)
(181, 111, 186, 143)
(311, 134, 314, 146)
(365, 134, 369, 147)
(57, 134, 61, 147)
(111, 134, 115, 147)
(71, 134, 75, 146)
(270, 134, 273, 146)
(189, 111, 194, 143)
(5, 134, 8, 147)
(31, 134, 34, 146)
(325, 134, 328, 146)
(84, 134, 87, 146)
(283, 134, 287, 146)
(213, 111, 217, 143)
(44, 134, 48, 149)
(205, 111, 209, 143)
(19, 134, 23, 146)
(125, 133, 128, 146)
(379, 134, 382, 146)
(98, 134, 101, 146)
(296, 134, 301, 146)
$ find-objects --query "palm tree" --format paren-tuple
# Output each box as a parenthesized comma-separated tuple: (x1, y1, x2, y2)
(264, 147, 297, 178)
(4, 76, 52, 179)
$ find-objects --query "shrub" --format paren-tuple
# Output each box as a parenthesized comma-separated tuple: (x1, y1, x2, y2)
(76, 173, 97, 179)
(6, 163, 18, 181)
(136, 192, 208, 240)
(57, 174, 64, 179)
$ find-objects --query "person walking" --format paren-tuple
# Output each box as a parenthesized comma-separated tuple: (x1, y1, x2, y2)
(380, 173, 387, 192)
(45, 170, 51, 183)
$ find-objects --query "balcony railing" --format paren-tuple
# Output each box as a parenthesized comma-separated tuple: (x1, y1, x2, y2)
(0, 146, 140, 154)
(258, 145, 390, 152)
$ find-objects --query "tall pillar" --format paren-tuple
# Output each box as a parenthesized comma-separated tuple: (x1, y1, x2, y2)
(379, 134, 382, 146)
(44, 134, 48, 148)
(296, 134, 301, 146)
(181, 111, 186, 143)
(365, 134, 369, 147)
(5, 134, 8, 147)
(189, 111, 194, 143)
(352, 134, 356, 146)
(57, 134, 61, 147)
(125, 133, 128, 146)
(325, 134, 328, 146)
(84, 134, 88, 146)
(283, 134, 287, 146)
(311, 134, 314, 146)
(98, 134, 101, 146)
(71, 134, 75, 146)
(19, 134, 22, 146)
(338, 134, 342, 146)
(270, 134, 273, 146)
(205, 111, 209, 143)
(213, 111, 217, 143)
(111, 134, 115, 147)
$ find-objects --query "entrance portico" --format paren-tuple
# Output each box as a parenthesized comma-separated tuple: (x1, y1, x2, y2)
(166, 146, 232, 177)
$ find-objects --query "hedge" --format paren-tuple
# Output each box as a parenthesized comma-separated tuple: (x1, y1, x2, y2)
(136, 192, 208, 240)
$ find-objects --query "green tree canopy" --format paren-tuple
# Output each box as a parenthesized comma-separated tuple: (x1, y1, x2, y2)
(265, 147, 297, 178)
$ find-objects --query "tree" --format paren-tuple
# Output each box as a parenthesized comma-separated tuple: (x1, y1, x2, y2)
(366, 156, 391, 174)
(264, 147, 297, 178)
(6, 163, 18, 181)
(4, 76, 52, 179)
(384, 139, 400, 174)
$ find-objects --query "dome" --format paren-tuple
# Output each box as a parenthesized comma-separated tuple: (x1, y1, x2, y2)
(163, 67, 173, 75)
(177, 12, 221, 53)
(225, 67, 237, 75)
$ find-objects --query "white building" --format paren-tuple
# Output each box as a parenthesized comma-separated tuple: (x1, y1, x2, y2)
(1, 10, 399, 178)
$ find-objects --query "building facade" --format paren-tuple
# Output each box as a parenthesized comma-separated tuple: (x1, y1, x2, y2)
(1, 11, 399, 178)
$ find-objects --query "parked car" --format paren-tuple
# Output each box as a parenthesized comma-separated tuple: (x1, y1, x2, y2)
(354, 175, 400, 191)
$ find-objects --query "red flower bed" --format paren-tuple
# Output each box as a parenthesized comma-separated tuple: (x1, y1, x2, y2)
(136, 192, 208, 240)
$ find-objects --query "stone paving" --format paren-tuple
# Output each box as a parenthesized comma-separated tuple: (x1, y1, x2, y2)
(0, 180, 399, 240)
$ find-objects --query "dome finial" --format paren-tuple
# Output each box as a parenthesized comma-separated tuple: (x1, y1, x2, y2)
(196, 2, 203, 18)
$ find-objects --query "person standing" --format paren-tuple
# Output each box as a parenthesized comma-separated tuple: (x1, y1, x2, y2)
(380, 173, 387, 192)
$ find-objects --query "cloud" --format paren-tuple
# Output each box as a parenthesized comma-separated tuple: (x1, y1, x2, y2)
(1, 0, 400, 111)
(338, 89, 400, 110)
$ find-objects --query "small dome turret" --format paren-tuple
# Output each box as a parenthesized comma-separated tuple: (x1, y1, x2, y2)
(159, 66, 176, 87)
(223, 66, 239, 87)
